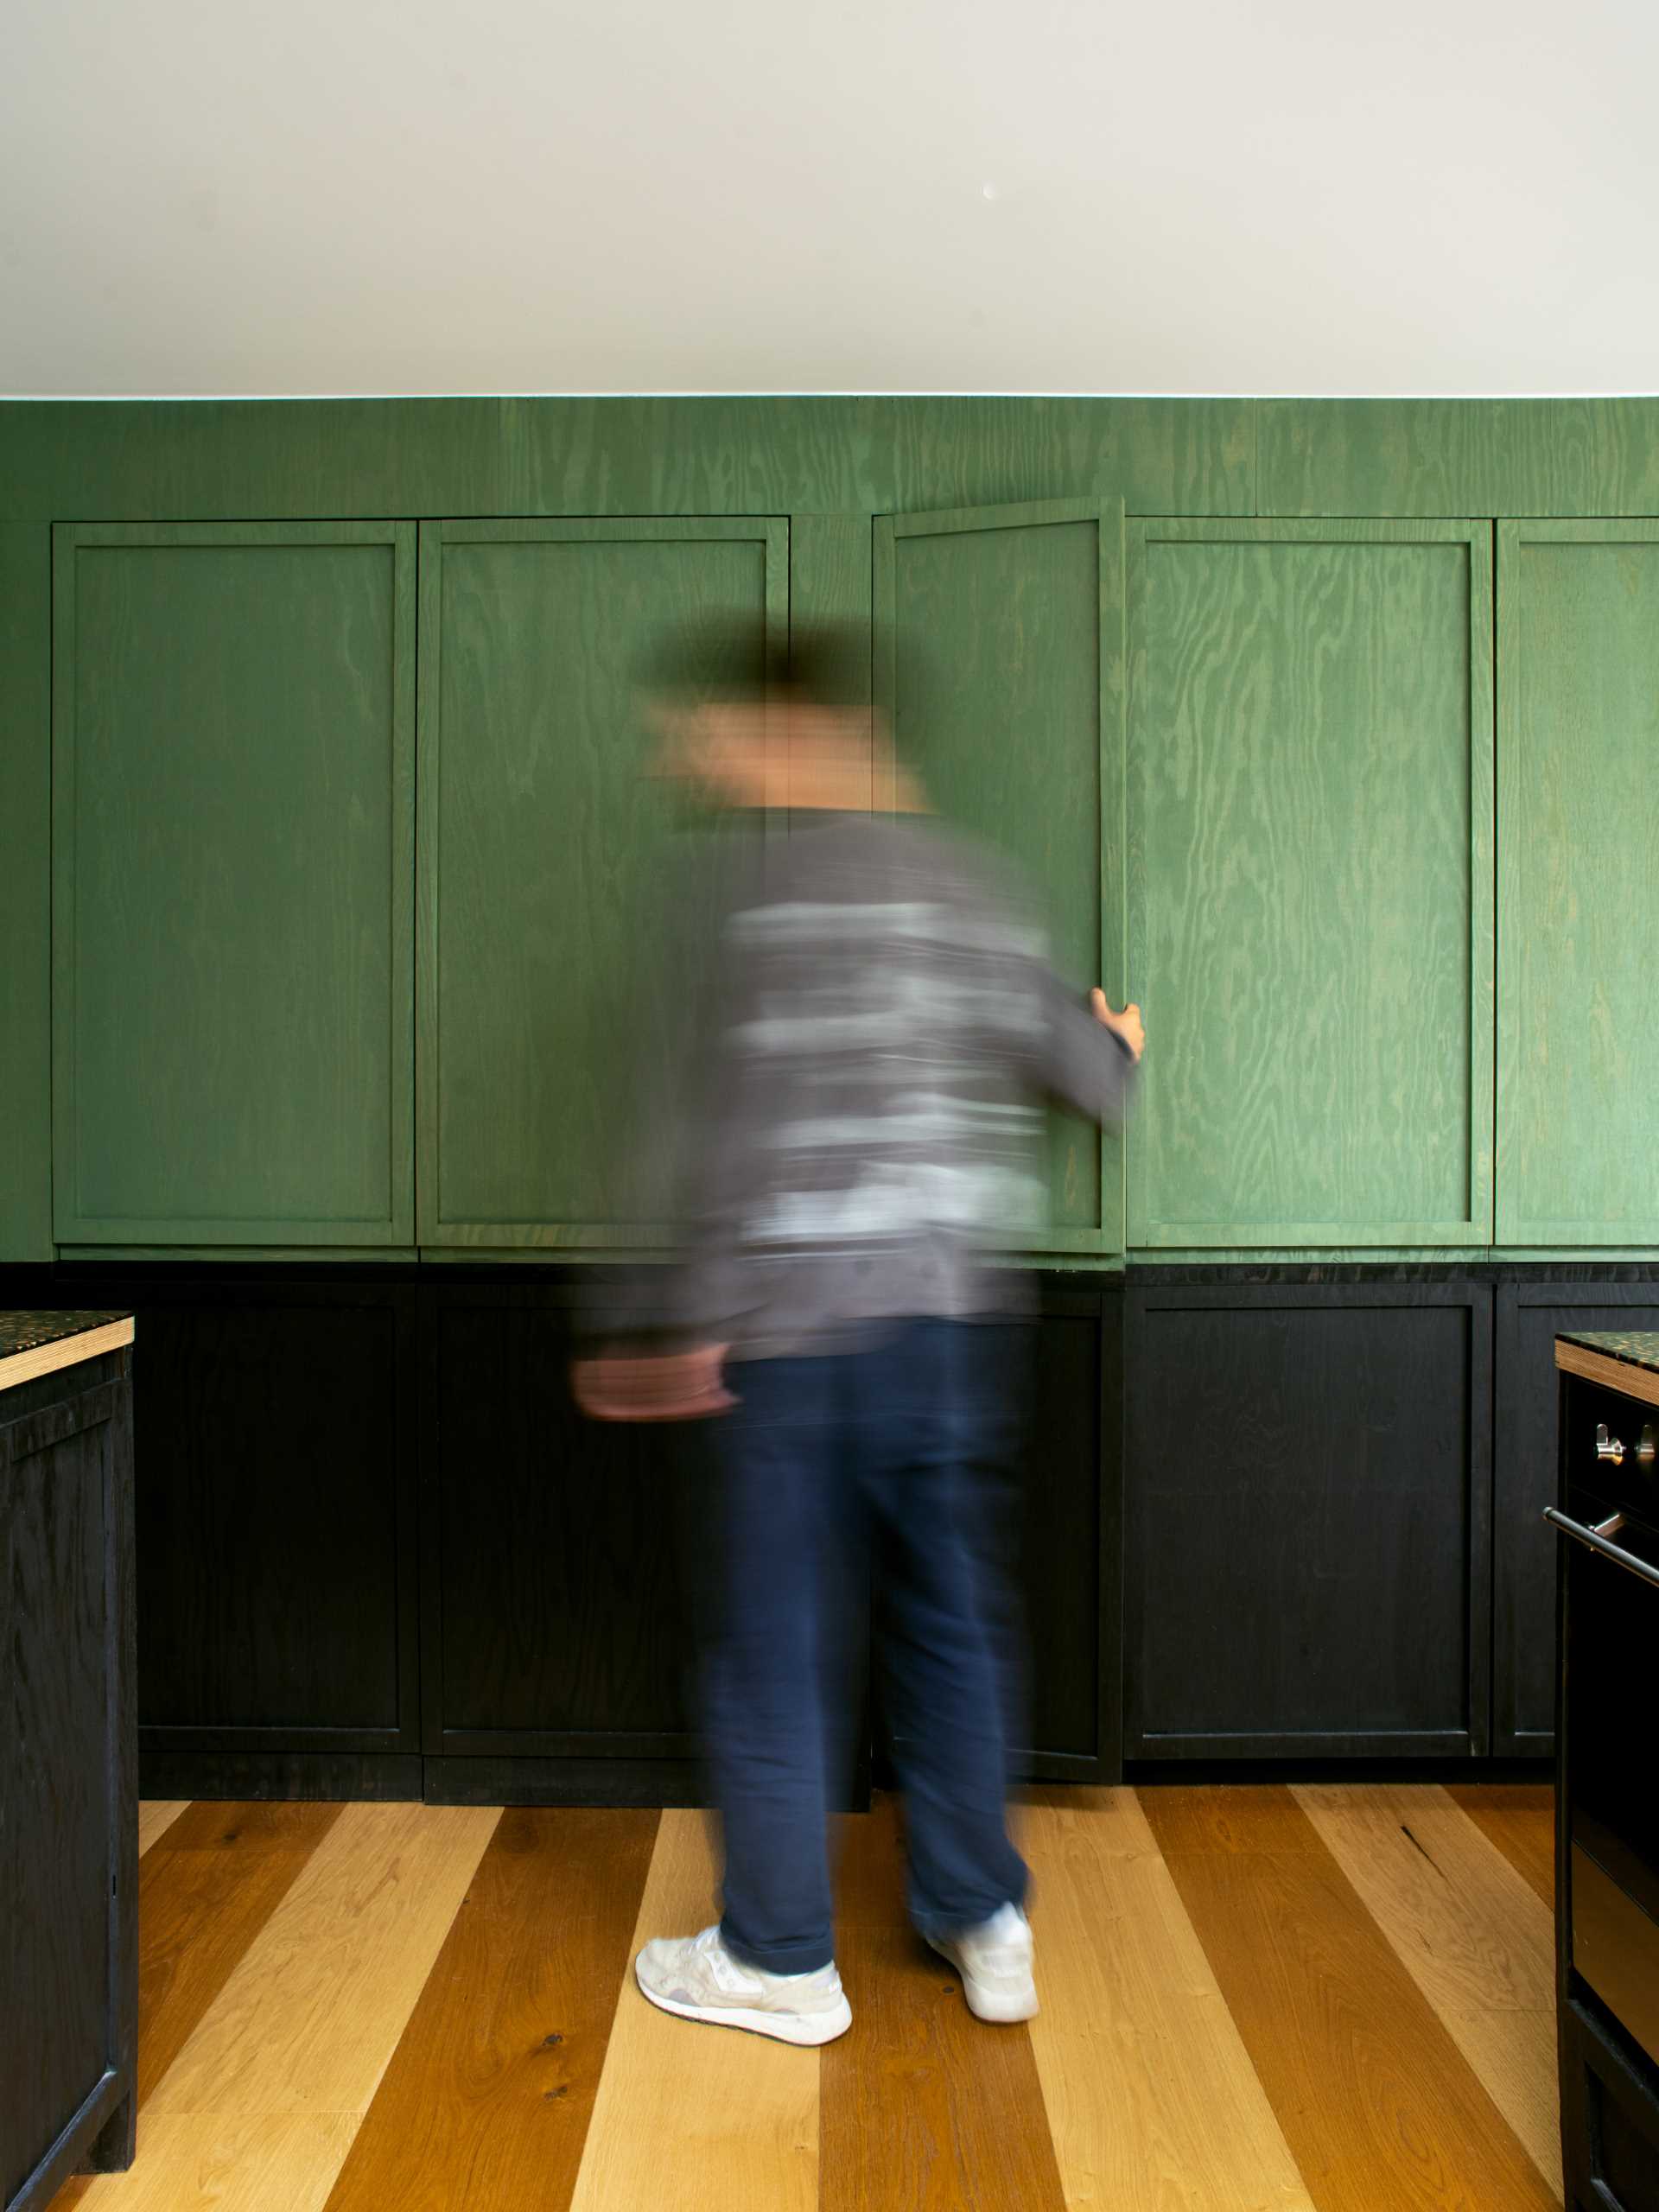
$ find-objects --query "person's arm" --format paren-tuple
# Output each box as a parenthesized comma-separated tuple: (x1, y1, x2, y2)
(574, 852, 754, 1421)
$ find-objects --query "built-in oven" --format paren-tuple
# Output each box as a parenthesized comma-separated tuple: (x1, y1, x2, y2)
(1554, 1378, 1659, 2049)
(1552, 1358, 1659, 2209)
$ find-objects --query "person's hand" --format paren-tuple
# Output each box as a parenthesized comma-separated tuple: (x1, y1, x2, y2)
(571, 1344, 734, 1422)
(1090, 988, 1145, 1062)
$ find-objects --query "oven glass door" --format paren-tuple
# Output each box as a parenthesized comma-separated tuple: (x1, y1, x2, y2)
(1562, 1486, 1659, 1916)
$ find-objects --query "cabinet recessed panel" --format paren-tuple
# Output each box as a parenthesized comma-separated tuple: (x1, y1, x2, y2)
(420, 518, 785, 1243)
(53, 523, 415, 1245)
(1126, 1287, 1489, 1756)
(1128, 521, 1493, 1249)
(1498, 523, 1659, 1244)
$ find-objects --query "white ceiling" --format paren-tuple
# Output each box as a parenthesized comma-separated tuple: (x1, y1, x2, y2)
(4, 0, 1656, 399)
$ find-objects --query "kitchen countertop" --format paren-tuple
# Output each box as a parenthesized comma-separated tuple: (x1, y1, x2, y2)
(1557, 1328, 1659, 1409)
(0, 1309, 136, 1393)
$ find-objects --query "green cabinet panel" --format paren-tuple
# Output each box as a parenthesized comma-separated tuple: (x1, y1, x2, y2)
(1128, 520, 1494, 1249)
(52, 522, 415, 1245)
(1497, 522, 1659, 1244)
(1260, 399, 1659, 519)
(874, 497, 1126, 1255)
(1, 524, 52, 1260)
(0, 397, 1256, 528)
(418, 518, 787, 1246)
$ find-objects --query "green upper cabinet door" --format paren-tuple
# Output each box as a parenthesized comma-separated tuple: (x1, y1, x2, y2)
(418, 518, 787, 1247)
(1498, 521, 1659, 1245)
(52, 522, 415, 1247)
(1128, 520, 1495, 1249)
(874, 497, 1127, 1255)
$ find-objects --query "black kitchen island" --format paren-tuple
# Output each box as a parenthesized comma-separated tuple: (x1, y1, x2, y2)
(1, 1311, 137, 2212)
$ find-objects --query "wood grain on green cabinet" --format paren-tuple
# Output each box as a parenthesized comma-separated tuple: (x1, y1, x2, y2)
(1127, 519, 1494, 1249)
(1497, 521, 1659, 1244)
(874, 496, 1126, 1253)
(0, 396, 1255, 527)
(51, 522, 415, 1245)
(1260, 398, 1659, 518)
(417, 517, 787, 1246)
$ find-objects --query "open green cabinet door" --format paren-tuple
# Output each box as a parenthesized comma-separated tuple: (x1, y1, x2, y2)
(874, 496, 1127, 1256)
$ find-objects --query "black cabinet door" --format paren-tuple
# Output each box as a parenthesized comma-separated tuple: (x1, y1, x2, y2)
(1496, 1279, 1659, 1758)
(419, 1281, 709, 1770)
(993, 1289, 1122, 1782)
(59, 1274, 420, 1769)
(1125, 1281, 1491, 1759)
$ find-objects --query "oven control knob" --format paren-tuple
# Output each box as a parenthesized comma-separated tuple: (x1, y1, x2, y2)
(1596, 1422, 1625, 1465)
(1640, 1424, 1657, 1468)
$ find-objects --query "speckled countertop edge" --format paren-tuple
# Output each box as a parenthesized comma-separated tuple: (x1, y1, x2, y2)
(0, 1310, 135, 1359)
(1558, 1328, 1659, 1379)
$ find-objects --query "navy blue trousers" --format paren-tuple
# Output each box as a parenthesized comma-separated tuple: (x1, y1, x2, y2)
(704, 1319, 1030, 1974)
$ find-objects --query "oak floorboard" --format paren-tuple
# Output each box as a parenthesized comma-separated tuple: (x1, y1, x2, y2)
(50, 1803, 345, 2211)
(1141, 1786, 1559, 2212)
(321, 1808, 659, 2212)
(1294, 1786, 1559, 2196)
(137, 1801, 189, 1857)
(145, 1802, 500, 2120)
(131, 1802, 346, 2107)
(821, 1798, 1065, 2212)
(569, 1808, 818, 2212)
(1025, 1787, 1313, 2211)
(67, 2113, 360, 2212)
(1443, 1785, 1555, 1912)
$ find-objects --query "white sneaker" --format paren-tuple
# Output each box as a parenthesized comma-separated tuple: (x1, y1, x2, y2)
(927, 1902, 1038, 2022)
(634, 1924, 853, 2046)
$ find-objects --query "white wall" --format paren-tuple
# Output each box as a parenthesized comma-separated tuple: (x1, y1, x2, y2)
(3, 0, 1656, 398)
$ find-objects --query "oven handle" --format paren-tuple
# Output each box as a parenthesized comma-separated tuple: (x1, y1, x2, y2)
(1545, 1506, 1659, 1592)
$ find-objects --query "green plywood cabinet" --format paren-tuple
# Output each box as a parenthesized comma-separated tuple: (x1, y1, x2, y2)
(1497, 522, 1659, 1244)
(1128, 519, 1494, 1249)
(874, 497, 1126, 1255)
(1260, 400, 1659, 519)
(0, 524, 52, 1260)
(51, 522, 416, 1245)
(417, 517, 787, 1246)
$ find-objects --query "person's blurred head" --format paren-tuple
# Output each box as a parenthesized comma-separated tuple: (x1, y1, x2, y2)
(639, 618, 921, 812)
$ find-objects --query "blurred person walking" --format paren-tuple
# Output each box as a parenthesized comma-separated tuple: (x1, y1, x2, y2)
(575, 622, 1141, 2045)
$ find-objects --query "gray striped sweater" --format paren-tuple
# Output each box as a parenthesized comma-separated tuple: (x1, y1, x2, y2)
(669, 811, 1135, 1360)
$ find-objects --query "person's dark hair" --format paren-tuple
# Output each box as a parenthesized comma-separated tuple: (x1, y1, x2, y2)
(637, 616, 870, 712)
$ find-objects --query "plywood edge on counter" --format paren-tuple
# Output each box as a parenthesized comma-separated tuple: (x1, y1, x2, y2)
(1555, 1335, 1659, 1410)
(0, 1313, 135, 1393)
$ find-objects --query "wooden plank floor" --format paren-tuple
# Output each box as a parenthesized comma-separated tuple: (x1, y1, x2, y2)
(52, 1783, 1560, 2212)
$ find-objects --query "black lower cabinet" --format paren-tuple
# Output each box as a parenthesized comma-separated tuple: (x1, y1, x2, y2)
(35, 1257, 1651, 1804)
(422, 1276, 1122, 1802)
(1124, 1280, 1491, 1760)
(60, 1272, 421, 1801)
(2, 1346, 137, 2211)
(1004, 1287, 1121, 1781)
(419, 1281, 707, 1804)
(1497, 1278, 1659, 1758)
